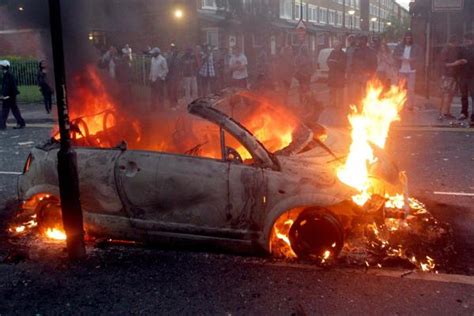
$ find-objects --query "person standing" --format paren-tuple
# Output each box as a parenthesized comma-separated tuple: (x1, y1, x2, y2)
(37, 60, 54, 114)
(278, 46, 295, 102)
(149, 47, 168, 111)
(229, 45, 249, 89)
(254, 47, 271, 91)
(0, 60, 25, 130)
(438, 35, 465, 120)
(394, 31, 423, 111)
(115, 52, 133, 105)
(345, 34, 358, 105)
(166, 43, 181, 108)
(376, 41, 397, 90)
(327, 40, 347, 108)
(101, 46, 118, 79)
(458, 33, 474, 125)
(198, 45, 216, 96)
(352, 35, 378, 107)
(295, 47, 313, 104)
(181, 48, 199, 104)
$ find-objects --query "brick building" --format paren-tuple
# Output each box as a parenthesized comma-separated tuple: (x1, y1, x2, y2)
(0, 1, 50, 59)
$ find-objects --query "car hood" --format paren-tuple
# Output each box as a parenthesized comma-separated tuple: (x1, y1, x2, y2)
(275, 126, 403, 197)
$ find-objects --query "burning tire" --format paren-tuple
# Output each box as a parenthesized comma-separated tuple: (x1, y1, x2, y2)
(289, 208, 344, 261)
(35, 197, 66, 240)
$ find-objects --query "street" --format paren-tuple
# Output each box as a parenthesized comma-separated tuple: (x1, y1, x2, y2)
(0, 102, 473, 314)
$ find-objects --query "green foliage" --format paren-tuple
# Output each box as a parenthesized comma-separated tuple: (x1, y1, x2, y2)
(0, 55, 37, 62)
(383, 15, 410, 42)
(17, 85, 43, 103)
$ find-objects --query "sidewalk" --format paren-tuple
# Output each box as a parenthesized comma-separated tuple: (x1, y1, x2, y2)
(6, 103, 56, 125)
(318, 93, 473, 129)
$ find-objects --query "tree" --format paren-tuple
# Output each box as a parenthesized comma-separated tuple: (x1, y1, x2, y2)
(383, 15, 410, 42)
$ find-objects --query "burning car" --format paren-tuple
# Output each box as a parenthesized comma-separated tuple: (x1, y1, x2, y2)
(15, 85, 408, 263)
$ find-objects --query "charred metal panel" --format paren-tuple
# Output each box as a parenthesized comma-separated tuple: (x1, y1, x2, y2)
(19, 147, 123, 216)
(228, 164, 267, 230)
(117, 150, 231, 229)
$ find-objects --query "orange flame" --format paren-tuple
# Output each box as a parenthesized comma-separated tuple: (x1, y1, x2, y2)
(337, 81, 407, 206)
(45, 228, 67, 241)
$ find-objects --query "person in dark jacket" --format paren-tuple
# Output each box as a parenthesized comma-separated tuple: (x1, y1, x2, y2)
(327, 40, 347, 108)
(181, 47, 199, 103)
(1, 60, 25, 130)
(458, 33, 474, 124)
(37, 60, 54, 114)
(166, 43, 182, 108)
(438, 35, 465, 120)
(352, 35, 377, 108)
(295, 46, 313, 104)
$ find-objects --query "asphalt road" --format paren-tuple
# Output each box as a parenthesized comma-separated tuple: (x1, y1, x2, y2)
(0, 104, 473, 314)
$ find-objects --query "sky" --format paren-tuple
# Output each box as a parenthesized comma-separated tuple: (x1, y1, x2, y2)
(396, 0, 412, 9)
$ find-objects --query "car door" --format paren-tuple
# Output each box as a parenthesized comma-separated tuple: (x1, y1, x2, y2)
(228, 163, 267, 232)
(223, 132, 268, 233)
(116, 150, 231, 234)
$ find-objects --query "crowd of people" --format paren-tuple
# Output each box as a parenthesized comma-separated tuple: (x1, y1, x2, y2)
(1, 30, 474, 130)
(326, 31, 422, 112)
(439, 33, 474, 123)
(327, 30, 474, 126)
(99, 42, 319, 111)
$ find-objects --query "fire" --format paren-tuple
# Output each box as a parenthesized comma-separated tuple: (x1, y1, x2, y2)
(337, 81, 407, 206)
(45, 228, 67, 241)
(237, 111, 293, 159)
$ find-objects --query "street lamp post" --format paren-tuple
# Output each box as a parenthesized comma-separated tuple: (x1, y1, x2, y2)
(371, 17, 377, 36)
(348, 10, 355, 31)
(48, 0, 86, 260)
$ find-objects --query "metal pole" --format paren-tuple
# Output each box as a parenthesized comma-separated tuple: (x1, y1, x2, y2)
(48, 0, 86, 260)
(300, 0, 303, 21)
(425, 13, 432, 99)
(343, 0, 346, 29)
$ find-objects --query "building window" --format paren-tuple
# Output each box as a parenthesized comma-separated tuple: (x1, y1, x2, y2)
(328, 10, 336, 26)
(202, 0, 216, 9)
(319, 7, 327, 24)
(295, 2, 307, 21)
(279, 0, 293, 19)
(204, 28, 218, 47)
(308, 5, 318, 22)
(336, 11, 343, 27)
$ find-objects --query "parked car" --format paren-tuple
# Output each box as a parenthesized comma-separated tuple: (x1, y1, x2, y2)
(17, 93, 402, 259)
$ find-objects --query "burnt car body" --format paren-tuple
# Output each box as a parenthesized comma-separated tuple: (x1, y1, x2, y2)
(17, 95, 402, 258)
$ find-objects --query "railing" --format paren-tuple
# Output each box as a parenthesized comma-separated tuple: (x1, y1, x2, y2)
(9, 60, 40, 86)
(3, 56, 151, 87)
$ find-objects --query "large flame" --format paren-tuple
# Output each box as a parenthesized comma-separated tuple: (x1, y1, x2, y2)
(337, 82, 407, 205)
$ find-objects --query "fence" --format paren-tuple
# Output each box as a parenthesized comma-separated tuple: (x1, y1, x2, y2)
(9, 60, 40, 86)
(5, 56, 151, 87)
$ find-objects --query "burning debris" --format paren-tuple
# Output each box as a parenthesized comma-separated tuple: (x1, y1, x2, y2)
(271, 81, 454, 272)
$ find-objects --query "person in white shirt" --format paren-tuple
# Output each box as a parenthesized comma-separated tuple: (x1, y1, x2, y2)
(394, 32, 423, 111)
(229, 45, 248, 89)
(149, 47, 168, 110)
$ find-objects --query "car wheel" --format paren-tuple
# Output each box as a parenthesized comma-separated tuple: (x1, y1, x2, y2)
(289, 208, 344, 261)
(35, 197, 63, 235)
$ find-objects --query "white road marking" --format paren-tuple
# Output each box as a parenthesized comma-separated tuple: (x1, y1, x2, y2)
(0, 171, 22, 175)
(433, 191, 474, 197)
